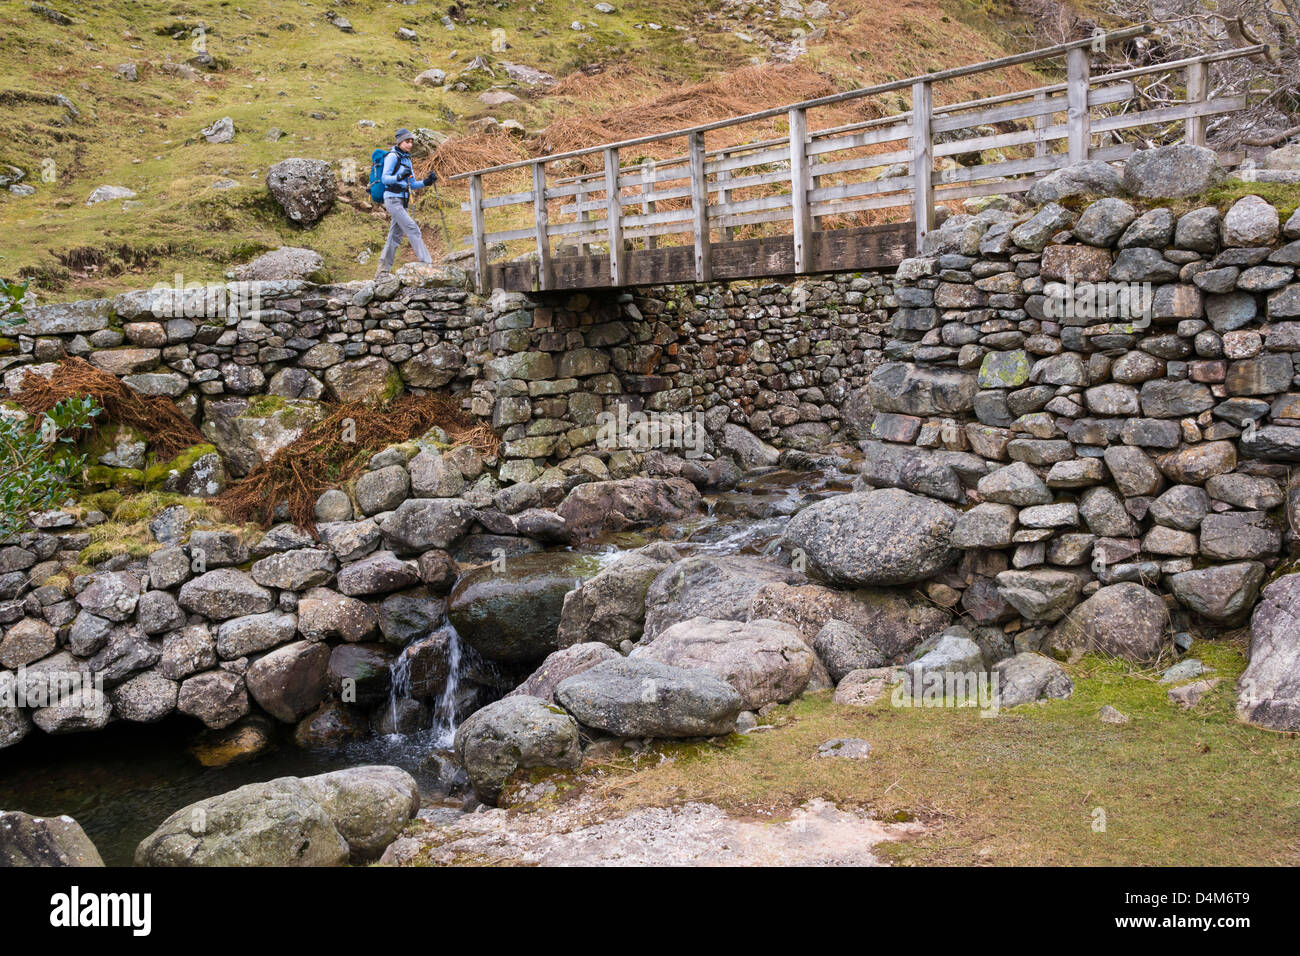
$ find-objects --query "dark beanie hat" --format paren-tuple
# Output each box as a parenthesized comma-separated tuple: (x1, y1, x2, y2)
(394, 128, 413, 145)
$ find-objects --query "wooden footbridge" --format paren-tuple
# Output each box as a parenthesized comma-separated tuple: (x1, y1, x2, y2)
(450, 25, 1262, 294)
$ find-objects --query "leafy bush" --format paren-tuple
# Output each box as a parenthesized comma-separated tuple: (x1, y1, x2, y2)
(0, 395, 102, 540)
(0, 278, 29, 328)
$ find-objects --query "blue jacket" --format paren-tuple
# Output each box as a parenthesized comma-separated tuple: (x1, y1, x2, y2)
(381, 148, 428, 196)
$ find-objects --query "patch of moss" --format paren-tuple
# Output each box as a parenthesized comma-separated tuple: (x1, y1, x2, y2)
(84, 465, 146, 490)
(143, 442, 218, 487)
(79, 490, 124, 514)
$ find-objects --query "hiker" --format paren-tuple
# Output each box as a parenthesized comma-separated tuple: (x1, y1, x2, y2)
(375, 128, 438, 278)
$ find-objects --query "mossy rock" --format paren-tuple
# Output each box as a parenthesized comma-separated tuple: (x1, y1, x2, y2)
(84, 464, 146, 491)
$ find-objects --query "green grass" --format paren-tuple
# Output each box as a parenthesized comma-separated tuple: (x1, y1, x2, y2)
(515, 638, 1300, 866)
(0, 0, 1038, 300)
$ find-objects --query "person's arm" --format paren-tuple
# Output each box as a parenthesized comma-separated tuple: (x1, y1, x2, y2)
(381, 152, 407, 188)
(409, 167, 436, 191)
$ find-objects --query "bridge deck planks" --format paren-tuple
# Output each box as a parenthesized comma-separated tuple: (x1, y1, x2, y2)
(485, 221, 915, 293)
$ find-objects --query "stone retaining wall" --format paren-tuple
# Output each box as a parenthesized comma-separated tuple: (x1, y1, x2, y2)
(854, 193, 1300, 636)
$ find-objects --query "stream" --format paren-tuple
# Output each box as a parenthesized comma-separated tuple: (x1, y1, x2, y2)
(0, 465, 852, 865)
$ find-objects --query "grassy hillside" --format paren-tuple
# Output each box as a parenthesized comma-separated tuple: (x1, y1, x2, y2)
(0, 0, 1034, 301)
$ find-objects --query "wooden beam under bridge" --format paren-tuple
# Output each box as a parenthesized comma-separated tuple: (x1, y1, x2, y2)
(485, 221, 916, 293)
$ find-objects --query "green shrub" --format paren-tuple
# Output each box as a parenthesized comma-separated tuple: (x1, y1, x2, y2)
(0, 395, 102, 539)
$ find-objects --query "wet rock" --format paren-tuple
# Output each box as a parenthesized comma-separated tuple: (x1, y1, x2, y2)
(31, 686, 112, 734)
(0, 811, 104, 867)
(448, 551, 604, 665)
(293, 701, 370, 748)
(376, 590, 445, 647)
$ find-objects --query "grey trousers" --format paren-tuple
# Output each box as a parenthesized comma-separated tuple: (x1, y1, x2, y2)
(378, 194, 432, 270)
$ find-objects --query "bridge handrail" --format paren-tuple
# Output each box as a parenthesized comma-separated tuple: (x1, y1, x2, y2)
(454, 25, 1267, 294)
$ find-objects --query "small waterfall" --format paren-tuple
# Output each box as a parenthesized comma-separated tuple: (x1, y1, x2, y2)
(385, 649, 413, 736)
(429, 623, 463, 748)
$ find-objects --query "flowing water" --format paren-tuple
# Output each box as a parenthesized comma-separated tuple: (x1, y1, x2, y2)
(0, 465, 854, 865)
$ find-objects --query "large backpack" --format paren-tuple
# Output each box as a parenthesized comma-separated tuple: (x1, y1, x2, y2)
(368, 148, 390, 203)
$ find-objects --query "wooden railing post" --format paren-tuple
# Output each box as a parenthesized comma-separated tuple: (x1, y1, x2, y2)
(1185, 60, 1207, 147)
(717, 151, 735, 242)
(910, 79, 934, 254)
(603, 146, 623, 286)
(468, 173, 488, 293)
(1033, 90, 1049, 158)
(789, 106, 812, 274)
(576, 180, 589, 256)
(1066, 46, 1091, 162)
(688, 131, 711, 282)
(531, 163, 552, 291)
(641, 160, 657, 251)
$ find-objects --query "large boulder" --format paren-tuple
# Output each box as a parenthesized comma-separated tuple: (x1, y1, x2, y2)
(452, 695, 581, 803)
(555, 658, 744, 738)
(643, 555, 805, 641)
(633, 616, 816, 709)
(556, 478, 702, 540)
(299, 766, 420, 862)
(135, 777, 349, 866)
(749, 581, 949, 659)
(1121, 145, 1224, 198)
(781, 488, 958, 587)
(507, 643, 622, 703)
(265, 157, 337, 226)
(1047, 582, 1169, 662)
(447, 551, 605, 665)
(557, 550, 670, 648)
(0, 811, 104, 866)
(1238, 573, 1300, 730)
